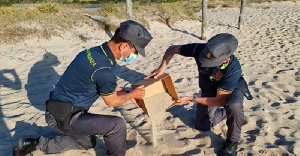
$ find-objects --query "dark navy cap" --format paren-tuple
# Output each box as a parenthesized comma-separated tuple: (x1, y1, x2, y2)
(199, 33, 238, 67)
(119, 20, 153, 57)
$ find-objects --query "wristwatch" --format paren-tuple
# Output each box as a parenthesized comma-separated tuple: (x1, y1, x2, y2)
(192, 96, 197, 103)
(122, 87, 130, 93)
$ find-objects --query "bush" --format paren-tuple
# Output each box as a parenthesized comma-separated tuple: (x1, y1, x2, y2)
(36, 2, 60, 13)
(0, 7, 15, 16)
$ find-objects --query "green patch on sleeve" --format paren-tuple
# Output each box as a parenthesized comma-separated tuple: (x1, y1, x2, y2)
(100, 89, 116, 96)
(218, 88, 233, 93)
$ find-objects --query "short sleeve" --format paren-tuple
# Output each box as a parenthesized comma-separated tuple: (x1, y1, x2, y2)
(179, 43, 206, 58)
(219, 69, 242, 92)
(92, 68, 117, 95)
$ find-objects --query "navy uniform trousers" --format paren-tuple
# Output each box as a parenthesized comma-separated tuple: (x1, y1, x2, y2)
(195, 89, 244, 142)
(37, 111, 126, 156)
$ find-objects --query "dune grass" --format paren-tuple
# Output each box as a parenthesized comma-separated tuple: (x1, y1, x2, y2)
(0, 0, 298, 44)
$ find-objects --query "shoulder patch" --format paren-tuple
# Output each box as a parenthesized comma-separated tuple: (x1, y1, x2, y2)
(215, 70, 223, 80)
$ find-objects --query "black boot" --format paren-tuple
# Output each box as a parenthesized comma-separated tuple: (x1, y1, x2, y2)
(221, 140, 238, 156)
(13, 138, 39, 156)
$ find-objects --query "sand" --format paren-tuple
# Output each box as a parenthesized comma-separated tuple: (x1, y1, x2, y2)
(1, 1, 300, 155)
(143, 92, 176, 146)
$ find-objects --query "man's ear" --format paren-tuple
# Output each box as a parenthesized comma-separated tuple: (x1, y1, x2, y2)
(119, 42, 128, 51)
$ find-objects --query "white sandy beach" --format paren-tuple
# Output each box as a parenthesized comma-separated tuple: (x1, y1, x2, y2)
(1, 1, 300, 155)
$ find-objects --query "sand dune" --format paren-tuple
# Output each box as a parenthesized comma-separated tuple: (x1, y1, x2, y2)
(1, 1, 299, 155)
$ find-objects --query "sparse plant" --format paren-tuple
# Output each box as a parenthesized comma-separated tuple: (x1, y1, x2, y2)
(0, 0, 299, 44)
(0, 7, 15, 17)
(37, 2, 60, 14)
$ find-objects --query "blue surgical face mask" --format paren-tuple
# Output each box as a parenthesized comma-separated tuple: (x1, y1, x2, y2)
(120, 47, 138, 63)
(120, 53, 137, 62)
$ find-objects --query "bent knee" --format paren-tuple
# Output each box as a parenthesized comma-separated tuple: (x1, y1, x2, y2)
(112, 116, 126, 131)
(225, 101, 243, 113)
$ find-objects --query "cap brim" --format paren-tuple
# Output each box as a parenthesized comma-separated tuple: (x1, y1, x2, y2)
(135, 46, 146, 57)
(199, 57, 224, 67)
(198, 48, 224, 67)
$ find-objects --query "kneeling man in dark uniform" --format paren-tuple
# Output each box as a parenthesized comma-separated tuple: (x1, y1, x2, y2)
(146, 33, 252, 156)
(14, 20, 152, 156)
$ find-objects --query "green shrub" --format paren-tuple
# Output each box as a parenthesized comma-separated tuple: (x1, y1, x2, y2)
(0, 7, 15, 16)
(36, 2, 60, 13)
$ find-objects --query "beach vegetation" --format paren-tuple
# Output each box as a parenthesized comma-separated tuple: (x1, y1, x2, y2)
(36, 2, 60, 13)
(0, 0, 298, 44)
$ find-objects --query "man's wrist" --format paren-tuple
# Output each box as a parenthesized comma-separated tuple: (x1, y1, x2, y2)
(160, 61, 167, 69)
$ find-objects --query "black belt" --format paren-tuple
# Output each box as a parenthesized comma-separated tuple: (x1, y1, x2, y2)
(46, 100, 88, 132)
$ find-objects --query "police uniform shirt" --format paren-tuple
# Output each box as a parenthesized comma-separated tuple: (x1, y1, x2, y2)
(179, 43, 242, 96)
(50, 42, 117, 108)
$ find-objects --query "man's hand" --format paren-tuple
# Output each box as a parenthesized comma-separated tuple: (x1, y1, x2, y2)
(176, 96, 192, 105)
(145, 45, 180, 79)
(130, 85, 144, 108)
(145, 64, 166, 79)
(131, 85, 145, 99)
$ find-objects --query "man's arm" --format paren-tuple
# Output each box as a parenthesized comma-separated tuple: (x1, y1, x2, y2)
(102, 85, 144, 108)
(145, 45, 180, 79)
(176, 89, 231, 107)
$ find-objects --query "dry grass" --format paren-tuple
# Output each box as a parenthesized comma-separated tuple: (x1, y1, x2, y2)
(0, 0, 298, 44)
(0, 3, 90, 43)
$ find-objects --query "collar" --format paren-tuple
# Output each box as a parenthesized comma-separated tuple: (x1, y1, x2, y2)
(100, 42, 116, 66)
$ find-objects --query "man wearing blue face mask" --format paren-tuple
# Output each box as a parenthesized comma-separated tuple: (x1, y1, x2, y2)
(14, 20, 152, 156)
(120, 46, 138, 62)
(146, 33, 252, 156)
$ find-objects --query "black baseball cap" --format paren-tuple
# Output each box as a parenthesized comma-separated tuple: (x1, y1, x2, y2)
(199, 33, 238, 67)
(119, 20, 153, 57)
